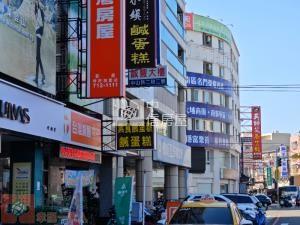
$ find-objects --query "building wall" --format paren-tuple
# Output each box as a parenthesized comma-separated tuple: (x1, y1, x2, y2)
(186, 17, 241, 194)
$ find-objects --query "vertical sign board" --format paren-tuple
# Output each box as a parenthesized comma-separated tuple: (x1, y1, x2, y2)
(184, 13, 194, 30)
(126, 0, 157, 69)
(251, 106, 262, 160)
(87, 0, 125, 98)
(114, 177, 133, 225)
(280, 145, 289, 178)
(266, 167, 273, 188)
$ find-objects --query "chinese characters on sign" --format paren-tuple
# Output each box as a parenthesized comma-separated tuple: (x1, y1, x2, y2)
(60, 145, 101, 164)
(186, 102, 233, 123)
(36, 211, 58, 224)
(251, 106, 262, 160)
(280, 145, 288, 178)
(128, 65, 167, 87)
(187, 72, 233, 96)
(88, 0, 125, 97)
(184, 13, 194, 30)
(126, 0, 156, 68)
(186, 130, 230, 149)
(117, 122, 154, 150)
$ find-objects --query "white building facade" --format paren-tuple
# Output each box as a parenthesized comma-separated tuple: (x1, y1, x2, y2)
(185, 14, 241, 194)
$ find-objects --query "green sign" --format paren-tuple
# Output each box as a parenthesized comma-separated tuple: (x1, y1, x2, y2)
(193, 14, 232, 44)
(266, 167, 273, 188)
(114, 177, 133, 225)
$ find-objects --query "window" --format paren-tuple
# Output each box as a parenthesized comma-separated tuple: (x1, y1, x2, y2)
(203, 33, 212, 47)
(221, 122, 226, 134)
(223, 195, 254, 204)
(166, 73, 176, 94)
(178, 44, 184, 62)
(206, 150, 210, 164)
(192, 119, 203, 131)
(204, 120, 214, 132)
(191, 89, 200, 102)
(220, 94, 225, 107)
(170, 207, 233, 225)
(219, 66, 225, 78)
(203, 61, 213, 75)
(203, 91, 213, 104)
(218, 39, 224, 52)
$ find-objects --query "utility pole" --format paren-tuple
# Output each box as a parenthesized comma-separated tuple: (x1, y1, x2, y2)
(275, 147, 280, 204)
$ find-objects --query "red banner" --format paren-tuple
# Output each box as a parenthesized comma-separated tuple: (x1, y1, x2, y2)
(184, 13, 194, 30)
(166, 201, 181, 223)
(87, 0, 125, 98)
(252, 106, 262, 160)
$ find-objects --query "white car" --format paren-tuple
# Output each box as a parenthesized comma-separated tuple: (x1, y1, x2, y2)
(222, 194, 261, 212)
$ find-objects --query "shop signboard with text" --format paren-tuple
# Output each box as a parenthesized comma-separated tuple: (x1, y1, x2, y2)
(127, 65, 167, 87)
(0, 80, 64, 141)
(60, 145, 101, 164)
(126, 0, 157, 69)
(184, 13, 194, 30)
(87, 0, 125, 98)
(154, 134, 191, 168)
(64, 109, 102, 151)
(186, 102, 233, 123)
(116, 122, 154, 150)
(187, 72, 233, 96)
(187, 130, 230, 149)
(0, 0, 57, 94)
(251, 106, 262, 160)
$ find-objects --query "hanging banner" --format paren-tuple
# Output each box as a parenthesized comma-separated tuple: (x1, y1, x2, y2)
(126, 0, 156, 69)
(127, 66, 167, 87)
(87, 0, 125, 98)
(114, 177, 133, 225)
(281, 158, 289, 179)
(67, 176, 83, 225)
(64, 170, 95, 188)
(251, 106, 262, 160)
(266, 167, 272, 188)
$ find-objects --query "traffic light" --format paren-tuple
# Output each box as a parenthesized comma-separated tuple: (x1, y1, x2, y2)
(277, 157, 282, 167)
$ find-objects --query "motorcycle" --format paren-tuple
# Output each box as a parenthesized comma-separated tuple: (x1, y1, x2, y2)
(280, 195, 296, 208)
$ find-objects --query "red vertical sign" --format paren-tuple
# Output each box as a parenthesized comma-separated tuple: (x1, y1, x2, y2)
(184, 13, 194, 30)
(252, 106, 262, 160)
(87, 0, 125, 98)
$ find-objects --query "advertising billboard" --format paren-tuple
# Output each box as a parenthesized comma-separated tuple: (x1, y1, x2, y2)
(0, 0, 57, 94)
(126, 0, 156, 69)
(184, 13, 193, 30)
(87, 0, 125, 98)
(251, 106, 262, 160)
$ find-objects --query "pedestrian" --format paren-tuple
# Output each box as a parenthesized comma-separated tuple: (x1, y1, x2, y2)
(34, 0, 46, 85)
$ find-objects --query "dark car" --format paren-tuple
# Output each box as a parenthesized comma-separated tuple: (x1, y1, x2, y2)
(296, 195, 300, 207)
(255, 194, 272, 208)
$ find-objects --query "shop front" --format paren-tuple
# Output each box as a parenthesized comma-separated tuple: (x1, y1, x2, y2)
(0, 80, 103, 224)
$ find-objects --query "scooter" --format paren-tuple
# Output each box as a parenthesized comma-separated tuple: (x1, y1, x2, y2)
(255, 207, 266, 225)
(280, 195, 296, 208)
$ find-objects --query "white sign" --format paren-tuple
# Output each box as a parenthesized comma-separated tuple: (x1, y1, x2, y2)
(0, 80, 64, 141)
(153, 134, 191, 167)
(280, 145, 288, 158)
(64, 170, 95, 188)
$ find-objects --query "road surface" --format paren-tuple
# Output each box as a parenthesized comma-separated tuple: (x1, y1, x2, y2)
(266, 205, 300, 225)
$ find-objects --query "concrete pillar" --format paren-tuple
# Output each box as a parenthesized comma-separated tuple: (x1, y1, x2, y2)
(178, 168, 188, 201)
(165, 166, 179, 201)
(117, 157, 124, 177)
(212, 151, 221, 194)
(136, 151, 153, 207)
(178, 89, 187, 143)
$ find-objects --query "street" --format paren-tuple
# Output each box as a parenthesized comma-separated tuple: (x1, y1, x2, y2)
(267, 206, 300, 225)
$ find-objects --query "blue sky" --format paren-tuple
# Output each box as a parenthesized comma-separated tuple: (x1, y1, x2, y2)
(186, 0, 300, 134)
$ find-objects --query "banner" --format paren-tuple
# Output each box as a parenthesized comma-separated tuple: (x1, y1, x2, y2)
(126, 0, 156, 69)
(187, 72, 233, 96)
(114, 177, 133, 225)
(67, 176, 83, 225)
(87, 0, 125, 97)
(0, 0, 57, 94)
(64, 170, 94, 188)
(186, 102, 233, 123)
(281, 158, 289, 179)
(166, 201, 181, 223)
(187, 130, 230, 149)
(251, 106, 262, 160)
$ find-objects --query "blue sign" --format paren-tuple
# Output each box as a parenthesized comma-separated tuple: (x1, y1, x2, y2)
(186, 130, 230, 149)
(186, 102, 233, 123)
(129, 78, 167, 87)
(187, 72, 233, 96)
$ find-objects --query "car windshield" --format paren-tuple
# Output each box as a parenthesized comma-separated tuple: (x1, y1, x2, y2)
(169, 207, 233, 224)
(223, 195, 253, 204)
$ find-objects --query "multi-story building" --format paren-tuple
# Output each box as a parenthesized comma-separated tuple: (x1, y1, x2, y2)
(185, 14, 241, 194)
(126, 0, 191, 205)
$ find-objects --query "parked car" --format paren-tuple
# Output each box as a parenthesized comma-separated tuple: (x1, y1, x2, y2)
(255, 194, 272, 208)
(296, 195, 300, 206)
(279, 195, 296, 208)
(169, 195, 253, 225)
